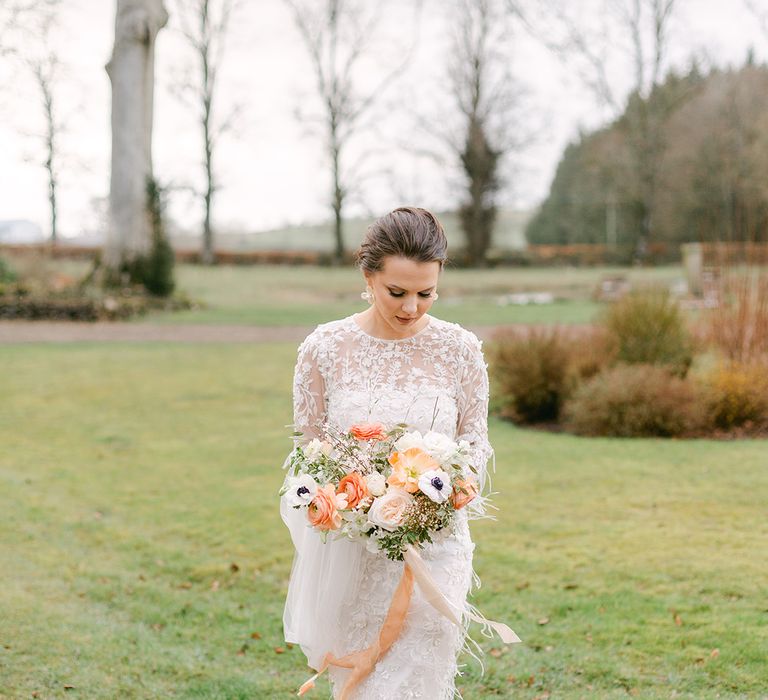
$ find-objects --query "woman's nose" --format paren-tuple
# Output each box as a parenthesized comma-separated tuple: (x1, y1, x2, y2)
(402, 296, 418, 313)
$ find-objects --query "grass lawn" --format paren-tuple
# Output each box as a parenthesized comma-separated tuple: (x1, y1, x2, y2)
(1, 342, 766, 699)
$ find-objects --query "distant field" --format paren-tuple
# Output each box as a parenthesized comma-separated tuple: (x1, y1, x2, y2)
(3, 251, 691, 327)
(140, 263, 685, 327)
(152, 265, 682, 325)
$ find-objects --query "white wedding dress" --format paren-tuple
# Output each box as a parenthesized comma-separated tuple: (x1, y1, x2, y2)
(281, 313, 494, 700)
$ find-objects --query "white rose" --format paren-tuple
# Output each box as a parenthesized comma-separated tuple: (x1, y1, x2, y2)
(393, 430, 425, 453)
(367, 488, 414, 532)
(422, 431, 459, 464)
(418, 469, 452, 503)
(365, 472, 387, 497)
(304, 438, 332, 461)
(283, 474, 318, 507)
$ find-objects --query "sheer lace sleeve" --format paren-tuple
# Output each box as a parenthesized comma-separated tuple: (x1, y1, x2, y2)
(292, 334, 327, 443)
(455, 330, 493, 496)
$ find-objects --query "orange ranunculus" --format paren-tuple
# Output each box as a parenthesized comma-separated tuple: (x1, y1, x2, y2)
(387, 447, 439, 494)
(349, 422, 388, 441)
(450, 477, 479, 510)
(308, 484, 347, 531)
(337, 471, 370, 509)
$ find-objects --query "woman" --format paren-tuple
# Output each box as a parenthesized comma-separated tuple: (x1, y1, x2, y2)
(281, 207, 495, 699)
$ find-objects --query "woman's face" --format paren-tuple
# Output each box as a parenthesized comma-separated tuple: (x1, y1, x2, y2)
(364, 255, 441, 333)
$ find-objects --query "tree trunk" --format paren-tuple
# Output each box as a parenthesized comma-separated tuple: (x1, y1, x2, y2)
(330, 123, 344, 266)
(459, 116, 498, 267)
(43, 82, 57, 244)
(105, 0, 168, 270)
(202, 92, 214, 264)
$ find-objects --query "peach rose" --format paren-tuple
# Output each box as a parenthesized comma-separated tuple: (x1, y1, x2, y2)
(308, 484, 347, 531)
(349, 422, 388, 441)
(450, 477, 479, 510)
(367, 488, 414, 532)
(337, 471, 370, 509)
(387, 447, 440, 493)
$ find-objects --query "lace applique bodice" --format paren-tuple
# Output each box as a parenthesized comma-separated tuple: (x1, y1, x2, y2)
(292, 313, 493, 491)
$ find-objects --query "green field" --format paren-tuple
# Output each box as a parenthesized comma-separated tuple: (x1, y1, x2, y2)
(142, 263, 686, 327)
(3, 251, 696, 326)
(1, 342, 766, 699)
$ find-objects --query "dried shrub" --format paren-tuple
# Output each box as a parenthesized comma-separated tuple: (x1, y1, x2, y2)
(567, 326, 619, 381)
(704, 268, 768, 365)
(488, 326, 575, 424)
(562, 364, 706, 437)
(698, 361, 768, 431)
(598, 286, 695, 377)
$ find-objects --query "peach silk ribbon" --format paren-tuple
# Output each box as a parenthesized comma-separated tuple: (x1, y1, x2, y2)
(296, 544, 521, 698)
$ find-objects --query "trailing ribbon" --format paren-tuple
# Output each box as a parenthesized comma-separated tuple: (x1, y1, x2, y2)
(403, 545, 521, 645)
(296, 545, 520, 697)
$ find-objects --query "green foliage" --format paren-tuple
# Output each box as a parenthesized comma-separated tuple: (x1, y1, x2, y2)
(489, 327, 575, 423)
(143, 178, 176, 297)
(525, 138, 640, 247)
(598, 286, 694, 377)
(120, 178, 176, 297)
(0, 255, 17, 283)
(525, 63, 768, 249)
(562, 363, 705, 437)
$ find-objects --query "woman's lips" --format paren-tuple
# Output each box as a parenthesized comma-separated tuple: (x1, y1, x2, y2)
(396, 316, 416, 324)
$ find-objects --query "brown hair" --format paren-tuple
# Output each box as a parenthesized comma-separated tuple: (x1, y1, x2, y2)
(355, 207, 448, 273)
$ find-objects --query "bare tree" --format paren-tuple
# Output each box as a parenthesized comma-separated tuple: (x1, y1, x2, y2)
(284, 0, 420, 264)
(104, 0, 169, 274)
(20, 8, 62, 243)
(171, 0, 242, 265)
(516, 0, 681, 260)
(448, 0, 523, 267)
(0, 0, 55, 56)
(1, 1, 63, 243)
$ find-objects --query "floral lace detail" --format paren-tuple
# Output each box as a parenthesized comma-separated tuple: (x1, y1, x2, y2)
(292, 314, 493, 493)
(288, 314, 493, 699)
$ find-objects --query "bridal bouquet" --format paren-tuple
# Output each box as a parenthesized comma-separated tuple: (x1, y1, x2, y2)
(280, 422, 481, 561)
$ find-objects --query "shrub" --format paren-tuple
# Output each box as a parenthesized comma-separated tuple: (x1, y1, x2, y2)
(566, 326, 619, 381)
(0, 256, 16, 283)
(698, 361, 768, 431)
(562, 363, 705, 437)
(119, 178, 175, 297)
(598, 286, 694, 377)
(704, 269, 768, 366)
(489, 327, 575, 423)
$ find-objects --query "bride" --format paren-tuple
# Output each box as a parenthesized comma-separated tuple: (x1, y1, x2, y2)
(281, 207, 499, 699)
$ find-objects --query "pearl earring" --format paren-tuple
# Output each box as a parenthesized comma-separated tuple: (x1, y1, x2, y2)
(432, 293, 439, 301)
(361, 286, 374, 304)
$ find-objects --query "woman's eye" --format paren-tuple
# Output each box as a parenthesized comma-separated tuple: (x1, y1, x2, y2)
(388, 291, 433, 298)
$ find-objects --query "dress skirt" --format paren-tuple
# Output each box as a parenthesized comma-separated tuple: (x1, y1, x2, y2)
(328, 514, 475, 700)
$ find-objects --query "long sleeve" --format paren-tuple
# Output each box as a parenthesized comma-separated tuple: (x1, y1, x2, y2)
(455, 331, 494, 497)
(292, 335, 327, 444)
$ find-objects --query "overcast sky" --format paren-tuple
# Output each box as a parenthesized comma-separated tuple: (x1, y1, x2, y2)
(0, 0, 765, 239)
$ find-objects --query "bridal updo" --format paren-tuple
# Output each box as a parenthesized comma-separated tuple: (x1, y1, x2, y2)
(356, 207, 449, 273)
